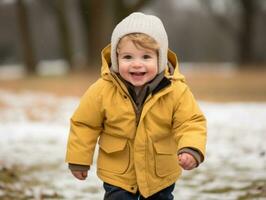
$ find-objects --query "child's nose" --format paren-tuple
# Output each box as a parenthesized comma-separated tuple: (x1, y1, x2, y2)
(131, 59, 144, 68)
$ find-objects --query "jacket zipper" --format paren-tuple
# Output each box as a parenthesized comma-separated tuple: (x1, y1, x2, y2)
(111, 74, 140, 126)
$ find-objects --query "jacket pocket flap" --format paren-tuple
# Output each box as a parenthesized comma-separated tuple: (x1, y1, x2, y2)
(98, 134, 127, 153)
(153, 138, 177, 155)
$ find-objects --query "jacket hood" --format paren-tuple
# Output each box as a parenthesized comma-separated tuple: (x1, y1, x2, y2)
(100, 44, 185, 82)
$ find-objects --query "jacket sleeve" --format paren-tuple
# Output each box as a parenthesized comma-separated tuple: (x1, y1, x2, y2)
(173, 86, 207, 161)
(65, 83, 104, 166)
(68, 163, 90, 171)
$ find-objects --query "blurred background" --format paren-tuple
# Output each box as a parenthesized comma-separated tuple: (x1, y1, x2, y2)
(0, 0, 266, 199)
(0, 0, 266, 101)
(1, 0, 266, 69)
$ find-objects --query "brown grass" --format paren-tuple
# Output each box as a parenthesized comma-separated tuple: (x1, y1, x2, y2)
(184, 68, 266, 102)
(0, 68, 266, 102)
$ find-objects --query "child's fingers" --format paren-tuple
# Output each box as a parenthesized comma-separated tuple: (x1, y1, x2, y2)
(178, 153, 188, 163)
(178, 153, 197, 170)
(71, 171, 87, 180)
(82, 171, 88, 179)
(179, 154, 189, 167)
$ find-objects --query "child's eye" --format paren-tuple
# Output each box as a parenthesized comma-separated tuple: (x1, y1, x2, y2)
(143, 55, 151, 59)
(123, 55, 132, 59)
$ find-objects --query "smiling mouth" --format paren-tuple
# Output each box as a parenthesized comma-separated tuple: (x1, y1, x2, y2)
(130, 72, 146, 76)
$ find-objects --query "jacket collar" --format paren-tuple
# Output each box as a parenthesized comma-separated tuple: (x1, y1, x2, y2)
(117, 71, 167, 109)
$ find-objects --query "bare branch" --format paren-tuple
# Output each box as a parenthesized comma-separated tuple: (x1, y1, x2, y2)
(129, 0, 153, 12)
(199, 0, 239, 39)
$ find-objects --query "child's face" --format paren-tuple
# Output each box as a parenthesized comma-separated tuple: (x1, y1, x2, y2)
(117, 38, 158, 89)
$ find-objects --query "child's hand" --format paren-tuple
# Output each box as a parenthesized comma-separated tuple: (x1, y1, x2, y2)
(178, 153, 197, 170)
(71, 170, 88, 180)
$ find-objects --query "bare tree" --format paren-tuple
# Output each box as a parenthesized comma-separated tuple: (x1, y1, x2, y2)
(16, 0, 37, 75)
(43, 0, 74, 70)
(238, 0, 255, 65)
(54, 0, 74, 70)
(78, 0, 107, 67)
(113, 0, 153, 24)
(200, 0, 263, 66)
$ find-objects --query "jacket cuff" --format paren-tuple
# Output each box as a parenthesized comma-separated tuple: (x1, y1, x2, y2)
(68, 163, 90, 171)
(178, 148, 203, 167)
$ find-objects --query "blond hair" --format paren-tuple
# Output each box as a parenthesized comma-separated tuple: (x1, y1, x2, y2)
(117, 33, 159, 52)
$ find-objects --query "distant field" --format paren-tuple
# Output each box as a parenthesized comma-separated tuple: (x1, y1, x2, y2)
(0, 68, 266, 102)
(184, 68, 266, 102)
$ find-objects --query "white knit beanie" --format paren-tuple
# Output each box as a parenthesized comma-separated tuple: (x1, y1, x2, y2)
(111, 12, 168, 73)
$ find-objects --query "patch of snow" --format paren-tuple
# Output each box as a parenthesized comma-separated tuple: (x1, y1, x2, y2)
(0, 90, 265, 199)
(0, 64, 25, 80)
(0, 60, 69, 80)
(36, 60, 69, 76)
(171, 0, 202, 10)
(180, 62, 237, 76)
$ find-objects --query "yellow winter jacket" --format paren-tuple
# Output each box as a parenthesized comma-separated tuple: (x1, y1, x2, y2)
(65, 45, 207, 197)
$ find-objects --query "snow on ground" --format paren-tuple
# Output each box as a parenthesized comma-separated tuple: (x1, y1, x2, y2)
(0, 90, 266, 199)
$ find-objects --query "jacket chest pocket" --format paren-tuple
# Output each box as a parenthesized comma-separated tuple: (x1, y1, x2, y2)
(97, 134, 130, 174)
(153, 137, 179, 177)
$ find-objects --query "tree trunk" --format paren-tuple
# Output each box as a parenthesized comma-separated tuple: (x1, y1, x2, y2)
(54, 0, 74, 70)
(113, 0, 153, 24)
(238, 0, 255, 65)
(79, 0, 108, 68)
(200, 0, 260, 66)
(16, 0, 37, 75)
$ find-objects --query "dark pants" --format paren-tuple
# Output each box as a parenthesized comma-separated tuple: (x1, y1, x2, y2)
(103, 182, 175, 200)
